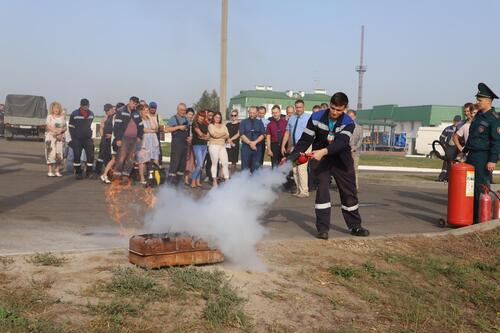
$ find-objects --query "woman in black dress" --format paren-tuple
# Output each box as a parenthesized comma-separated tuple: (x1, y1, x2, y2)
(225, 110, 240, 176)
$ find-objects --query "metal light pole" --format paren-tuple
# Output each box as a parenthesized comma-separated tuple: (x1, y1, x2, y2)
(220, 0, 228, 116)
(355, 25, 367, 111)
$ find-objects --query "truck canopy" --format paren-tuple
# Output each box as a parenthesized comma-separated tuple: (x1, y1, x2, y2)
(5, 95, 47, 119)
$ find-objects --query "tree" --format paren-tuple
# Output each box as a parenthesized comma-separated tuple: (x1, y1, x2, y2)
(193, 89, 220, 113)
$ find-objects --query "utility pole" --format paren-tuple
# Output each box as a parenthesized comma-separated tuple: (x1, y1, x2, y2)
(220, 0, 228, 116)
(355, 25, 367, 111)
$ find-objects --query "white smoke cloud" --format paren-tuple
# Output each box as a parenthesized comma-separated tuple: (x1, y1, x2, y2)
(144, 163, 292, 271)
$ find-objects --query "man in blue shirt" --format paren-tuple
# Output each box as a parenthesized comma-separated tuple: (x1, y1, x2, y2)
(258, 106, 270, 165)
(281, 99, 311, 197)
(239, 106, 266, 173)
(165, 103, 189, 185)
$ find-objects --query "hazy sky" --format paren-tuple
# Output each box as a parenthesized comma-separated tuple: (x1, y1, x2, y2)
(1, 0, 499, 116)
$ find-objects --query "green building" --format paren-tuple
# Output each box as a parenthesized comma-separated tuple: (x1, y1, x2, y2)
(356, 104, 464, 151)
(229, 86, 330, 119)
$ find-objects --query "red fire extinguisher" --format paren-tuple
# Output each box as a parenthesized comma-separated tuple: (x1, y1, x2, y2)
(295, 152, 314, 165)
(443, 162, 475, 227)
(494, 191, 500, 220)
(479, 184, 492, 223)
(435, 141, 475, 228)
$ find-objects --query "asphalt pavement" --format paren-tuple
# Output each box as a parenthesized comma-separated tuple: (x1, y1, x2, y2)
(0, 139, 448, 254)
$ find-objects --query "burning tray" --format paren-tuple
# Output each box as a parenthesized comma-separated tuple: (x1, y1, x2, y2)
(129, 233, 224, 268)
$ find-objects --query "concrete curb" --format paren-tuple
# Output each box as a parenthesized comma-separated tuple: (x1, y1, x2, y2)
(266, 219, 500, 244)
(3, 220, 498, 257)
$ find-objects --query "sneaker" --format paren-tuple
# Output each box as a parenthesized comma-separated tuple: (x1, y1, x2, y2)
(295, 193, 310, 198)
(350, 227, 370, 237)
(316, 232, 329, 240)
(48, 172, 56, 177)
(55, 172, 62, 177)
(100, 175, 111, 184)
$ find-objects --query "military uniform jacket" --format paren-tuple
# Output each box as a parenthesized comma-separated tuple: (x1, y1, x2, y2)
(290, 110, 354, 165)
(113, 106, 144, 141)
(465, 107, 500, 163)
(68, 109, 94, 140)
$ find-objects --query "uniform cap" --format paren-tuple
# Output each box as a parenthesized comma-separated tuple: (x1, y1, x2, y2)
(475, 82, 498, 100)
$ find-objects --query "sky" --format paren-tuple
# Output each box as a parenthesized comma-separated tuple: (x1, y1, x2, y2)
(1, 0, 499, 116)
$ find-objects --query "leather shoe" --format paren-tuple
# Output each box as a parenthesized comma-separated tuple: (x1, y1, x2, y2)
(316, 232, 329, 240)
(350, 227, 370, 237)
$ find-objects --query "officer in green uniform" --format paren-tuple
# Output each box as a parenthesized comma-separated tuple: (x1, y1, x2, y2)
(465, 82, 499, 222)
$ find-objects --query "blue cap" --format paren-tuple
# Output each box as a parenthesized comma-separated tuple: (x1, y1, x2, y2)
(149, 101, 158, 109)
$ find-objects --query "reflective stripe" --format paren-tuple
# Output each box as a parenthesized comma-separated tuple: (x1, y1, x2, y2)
(335, 124, 346, 133)
(114, 119, 123, 123)
(315, 202, 331, 209)
(74, 116, 84, 119)
(303, 127, 315, 136)
(138, 122, 144, 126)
(168, 173, 176, 176)
(97, 159, 103, 162)
(339, 131, 352, 138)
(114, 172, 122, 176)
(122, 113, 130, 117)
(88, 116, 94, 119)
(176, 172, 184, 176)
(86, 163, 93, 166)
(73, 163, 81, 166)
(312, 120, 329, 131)
(122, 172, 130, 176)
(341, 204, 359, 211)
(68, 124, 75, 128)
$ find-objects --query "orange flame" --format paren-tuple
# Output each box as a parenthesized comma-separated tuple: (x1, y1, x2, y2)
(105, 178, 157, 237)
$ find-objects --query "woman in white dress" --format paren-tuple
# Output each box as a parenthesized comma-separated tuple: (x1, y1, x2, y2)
(45, 101, 66, 177)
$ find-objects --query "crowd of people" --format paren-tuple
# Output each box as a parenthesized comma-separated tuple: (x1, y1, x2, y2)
(41, 96, 365, 196)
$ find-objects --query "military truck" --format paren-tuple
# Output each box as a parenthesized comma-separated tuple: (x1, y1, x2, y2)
(4, 95, 48, 140)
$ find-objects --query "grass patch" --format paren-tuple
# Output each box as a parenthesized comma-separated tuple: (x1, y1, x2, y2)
(328, 265, 359, 279)
(26, 252, 68, 267)
(359, 154, 443, 168)
(0, 277, 65, 333)
(169, 266, 249, 329)
(0, 256, 14, 268)
(87, 301, 141, 317)
(104, 267, 168, 300)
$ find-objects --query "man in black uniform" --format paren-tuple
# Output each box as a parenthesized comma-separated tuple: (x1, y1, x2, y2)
(113, 97, 143, 182)
(95, 103, 115, 180)
(68, 98, 95, 180)
(286, 92, 369, 239)
(436, 115, 462, 182)
(165, 103, 189, 185)
(464, 83, 499, 222)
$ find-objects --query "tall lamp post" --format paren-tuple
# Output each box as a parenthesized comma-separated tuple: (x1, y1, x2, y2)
(220, 0, 228, 116)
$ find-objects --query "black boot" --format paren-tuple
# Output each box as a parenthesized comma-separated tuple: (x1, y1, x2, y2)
(74, 165, 83, 180)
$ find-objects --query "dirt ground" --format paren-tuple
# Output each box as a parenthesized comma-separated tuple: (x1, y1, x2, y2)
(0, 227, 499, 333)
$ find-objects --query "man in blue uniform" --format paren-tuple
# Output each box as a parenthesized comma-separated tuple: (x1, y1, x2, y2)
(436, 115, 462, 182)
(68, 98, 95, 180)
(465, 83, 499, 222)
(286, 92, 369, 239)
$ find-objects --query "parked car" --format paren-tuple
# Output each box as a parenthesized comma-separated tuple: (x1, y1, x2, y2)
(3, 95, 47, 141)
